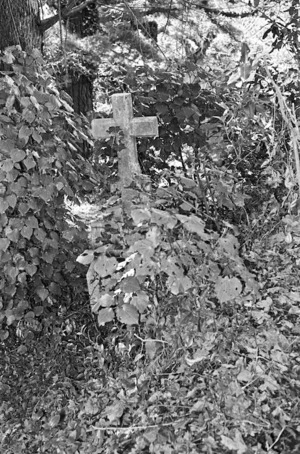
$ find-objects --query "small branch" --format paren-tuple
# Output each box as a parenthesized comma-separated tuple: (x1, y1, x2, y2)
(89, 419, 185, 432)
(265, 65, 300, 198)
(68, 0, 95, 17)
(202, 7, 259, 18)
(267, 426, 285, 452)
(143, 5, 258, 19)
(39, 0, 94, 33)
(143, 7, 179, 17)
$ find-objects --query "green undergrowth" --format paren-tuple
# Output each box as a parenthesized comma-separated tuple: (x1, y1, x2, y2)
(2, 187, 300, 453)
(0, 46, 100, 341)
(2, 46, 300, 454)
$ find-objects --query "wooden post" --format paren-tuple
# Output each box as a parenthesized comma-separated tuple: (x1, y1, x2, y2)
(91, 93, 158, 188)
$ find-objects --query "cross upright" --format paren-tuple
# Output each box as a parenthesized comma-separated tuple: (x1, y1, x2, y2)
(91, 93, 158, 187)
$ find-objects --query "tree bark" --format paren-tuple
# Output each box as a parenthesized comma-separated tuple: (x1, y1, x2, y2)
(0, 0, 43, 51)
(65, 72, 93, 115)
(290, 0, 300, 61)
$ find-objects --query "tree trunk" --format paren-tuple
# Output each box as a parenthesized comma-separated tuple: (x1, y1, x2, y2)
(65, 72, 93, 115)
(0, 0, 42, 52)
(290, 0, 300, 61)
(67, 1, 98, 37)
(63, 3, 97, 117)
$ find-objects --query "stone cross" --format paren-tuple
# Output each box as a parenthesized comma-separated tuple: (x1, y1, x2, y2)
(91, 93, 158, 187)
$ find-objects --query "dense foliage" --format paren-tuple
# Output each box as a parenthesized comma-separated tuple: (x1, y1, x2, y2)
(2, 0, 300, 453)
(0, 46, 98, 342)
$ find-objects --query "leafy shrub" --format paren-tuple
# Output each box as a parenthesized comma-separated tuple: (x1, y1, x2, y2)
(0, 46, 99, 341)
(78, 180, 259, 330)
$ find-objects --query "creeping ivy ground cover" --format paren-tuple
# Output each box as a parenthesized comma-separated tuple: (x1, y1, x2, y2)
(2, 47, 300, 454)
(2, 212, 300, 453)
(0, 46, 99, 341)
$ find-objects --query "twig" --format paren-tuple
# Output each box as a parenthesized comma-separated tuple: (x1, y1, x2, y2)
(90, 418, 184, 432)
(134, 334, 170, 344)
(39, 0, 94, 33)
(267, 426, 285, 452)
(265, 64, 300, 198)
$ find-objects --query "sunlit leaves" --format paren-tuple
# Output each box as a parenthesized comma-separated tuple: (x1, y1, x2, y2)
(0, 46, 95, 329)
(97, 307, 114, 326)
(94, 256, 118, 277)
(215, 276, 242, 303)
(116, 304, 139, 324)
(0, 238, 10, 251)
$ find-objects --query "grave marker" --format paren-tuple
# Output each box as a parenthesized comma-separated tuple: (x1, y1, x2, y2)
(91, 93, 158, 187)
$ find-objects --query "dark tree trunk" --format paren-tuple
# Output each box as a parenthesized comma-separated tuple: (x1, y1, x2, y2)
(65, 72, 93, 114)
(63, 3, 97, 117)
(290, 0, 300, 60)
(67, 2, 98, 37)
(0, 0, 43, 51)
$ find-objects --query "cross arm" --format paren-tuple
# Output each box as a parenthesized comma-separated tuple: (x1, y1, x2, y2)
(131, 117, 158, 137)
(91, 118, 116, 139)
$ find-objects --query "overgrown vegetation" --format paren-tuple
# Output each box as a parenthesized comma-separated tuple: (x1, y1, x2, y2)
(0, 46, 98, 341)
(2, 1, 300, 453)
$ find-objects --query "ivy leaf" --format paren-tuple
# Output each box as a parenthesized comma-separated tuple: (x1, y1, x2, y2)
(0, 139, 15, 154)
(144, 429, 159, 443)
(11, 149, 26, 163)
(179, 176, 197, 188)
(26, 216, 39, 229)
(146, 225, 160, 247)
(39, 187, 54, 202)
(6, 228, 19, 242)
(32, 129, 42, 143)
(43, 251, 56, 264)
(34, 227, 47, 242)
(128, 239, 154, 260)
(104, 399, 125, 423)
(21, 225, 33, 240)
(83, 398, 98, 416)
(120, 276, 140, 293)
(131, 208, 151, 225)
(76, 250, 94, 265)
(1, 159, 14, 172)
(218, 234, 239, 257)
(91, 294, 115, 312)
(23, 156, 36, 170)
(215, 276, 242, 303)
(156, 103, 169, 115)
(131, 292, 149, 313)
(7, 266, 18, 282)
(145, 340, 159, 359)
(22, 109, 35, 123)
(6, 95, 15, 110)
(176, 214, 211, 240)
(221, 430, 247, 454)
(168, 274, 192, 295)
(94, 256, 117, 277)
(48, 414, 61, 429)
(97, 307, 114, 326)
(185, 347, 211, 366)
(0, 238, 10, 251)
(116, 304, 139, 325)
(7, 194, 17, 208)
(237, 369, 252, 382)
(18, 202, 30, 216)
(26, 264, 37, 276)
(19, 126, 32, 143)
(0, 199, 9, 213)
(0, 115, 12, 123)
(36, 287, 49, 301)
(99, 293, 115, 307)
(151, 208, 177, 228)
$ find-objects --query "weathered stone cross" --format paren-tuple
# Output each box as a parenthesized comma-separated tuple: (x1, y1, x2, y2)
(91, 93, 158, 187)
